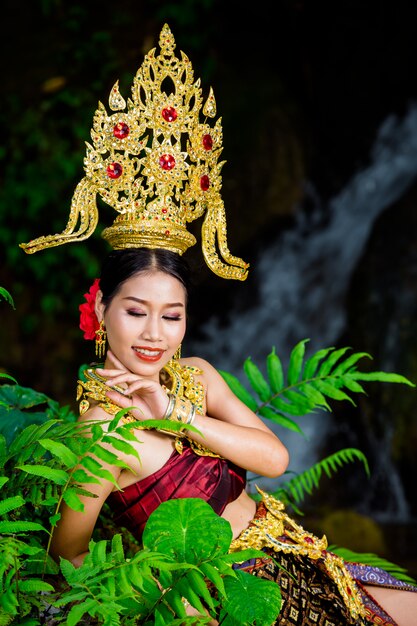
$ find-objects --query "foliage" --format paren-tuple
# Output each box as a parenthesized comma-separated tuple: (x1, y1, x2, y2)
(0, 384, 76, 445)
(328, 545, 416, 585)
(220, 339, 414, 509)
(0, 319, 415, 623)
(0, 379, 280, 625)
(270, 448, 370, 510)
(52, 499, 280, 626)
(0, 288, 14, 310)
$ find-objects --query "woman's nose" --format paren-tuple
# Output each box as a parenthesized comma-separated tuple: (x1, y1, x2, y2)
(141, 316, 162, 342)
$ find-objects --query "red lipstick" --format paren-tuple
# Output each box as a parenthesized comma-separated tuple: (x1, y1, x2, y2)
(132, 346, 165, 362)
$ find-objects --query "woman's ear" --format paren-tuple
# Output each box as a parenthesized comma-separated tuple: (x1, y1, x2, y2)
(95, 290, 105, 323)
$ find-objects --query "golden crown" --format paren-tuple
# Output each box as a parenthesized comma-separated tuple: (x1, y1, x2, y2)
(20, 24, 249, 281)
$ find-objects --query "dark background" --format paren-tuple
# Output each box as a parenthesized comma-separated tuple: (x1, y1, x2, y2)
(1, 0, 417, 577)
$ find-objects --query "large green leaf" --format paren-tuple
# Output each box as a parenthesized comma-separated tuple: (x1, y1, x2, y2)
(0, 408, 49, 446)
(221, 569, 282, 625)
(0, 385, 52, 411)
(143, 498, 232, 563)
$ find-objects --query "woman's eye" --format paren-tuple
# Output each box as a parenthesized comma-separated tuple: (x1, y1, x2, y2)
(127, 310, 146, 317)
(163, 316, 182, 321)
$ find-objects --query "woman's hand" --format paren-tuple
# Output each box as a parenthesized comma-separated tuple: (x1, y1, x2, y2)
(96, 350, 169, 422)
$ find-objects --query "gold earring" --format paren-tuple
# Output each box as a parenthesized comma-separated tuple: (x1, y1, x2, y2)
(173, 344, 182, 360)
(95, 320, 107, 359)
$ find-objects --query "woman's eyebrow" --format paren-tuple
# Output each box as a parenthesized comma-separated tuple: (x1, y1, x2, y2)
(123, 296, 184, 307)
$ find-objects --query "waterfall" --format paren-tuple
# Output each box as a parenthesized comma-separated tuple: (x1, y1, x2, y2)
(188, 102, 417, 506)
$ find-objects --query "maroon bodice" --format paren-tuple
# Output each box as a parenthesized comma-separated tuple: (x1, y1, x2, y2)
(106, 443, 246, 541)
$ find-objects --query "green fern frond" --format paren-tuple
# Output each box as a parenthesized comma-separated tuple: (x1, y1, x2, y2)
(38, 439, 78, 466)
(17, 579, 55, 593)
(218, 371, 258, 411)
(0, 287, 15, 309)
(16, 464, 69, 485)
(0, 373, 17, 385)
(0, 520, 47, 534)
(0, 495, 25, 516)
(221, 343, 414, 431)
(328, 545, 417, 585)
(272, 448, 370, 505)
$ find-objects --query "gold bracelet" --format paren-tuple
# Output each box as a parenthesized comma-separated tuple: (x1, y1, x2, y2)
(163, 393, 176, 420)
(171, 395, 193, 424)
(160, 394, 197, 438)
(186, 402, 196, 425)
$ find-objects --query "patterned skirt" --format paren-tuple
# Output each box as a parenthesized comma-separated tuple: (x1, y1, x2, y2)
(231, 498, 417, 625)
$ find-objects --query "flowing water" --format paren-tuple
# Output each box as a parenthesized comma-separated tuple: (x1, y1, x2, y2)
(188, 102, 417, 517)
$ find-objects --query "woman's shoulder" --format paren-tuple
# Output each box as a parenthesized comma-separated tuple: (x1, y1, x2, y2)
(179, 356, 218, 375)
(179, 356, 227, 388)
(77, 403, 115, 426)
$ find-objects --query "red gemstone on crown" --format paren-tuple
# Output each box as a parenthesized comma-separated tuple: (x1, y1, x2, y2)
(161, 107, 178, 122)
(200, 175, 210, 191)
(113, 122, 130, 139)
(107, 163, 123, 179)
(159, 154, 176, 170)
(304, 537, 314, 544)
(162, 208, 168, 213)
(202, 134, 213, 150)
(165, 230, 170, 236)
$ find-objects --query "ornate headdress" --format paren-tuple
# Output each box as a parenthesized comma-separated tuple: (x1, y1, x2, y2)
(20, 24, 248, 280)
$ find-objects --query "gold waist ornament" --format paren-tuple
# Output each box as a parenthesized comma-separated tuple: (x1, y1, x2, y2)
(230, 488, 366, 622)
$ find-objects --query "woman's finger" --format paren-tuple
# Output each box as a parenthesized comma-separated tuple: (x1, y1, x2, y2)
(105, 373, 144, 387)
(123, 380, 160, 395)
(105, 390, 147, 417)
(96, 367, 130, 379)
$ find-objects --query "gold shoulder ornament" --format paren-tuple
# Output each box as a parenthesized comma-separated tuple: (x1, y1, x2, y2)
(20, 24, 248, 281)
(77, 360, 221, 458)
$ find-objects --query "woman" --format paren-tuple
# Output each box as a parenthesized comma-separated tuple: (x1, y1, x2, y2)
(50, 247, 417, 626)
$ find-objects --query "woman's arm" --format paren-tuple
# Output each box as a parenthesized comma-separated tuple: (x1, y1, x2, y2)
(50, 409, 123, 566)
(184, 357, 289, 478)
(103, 354, 289, 479)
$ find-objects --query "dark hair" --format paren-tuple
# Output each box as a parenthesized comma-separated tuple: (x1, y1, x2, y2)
(99, 248, 191, 309)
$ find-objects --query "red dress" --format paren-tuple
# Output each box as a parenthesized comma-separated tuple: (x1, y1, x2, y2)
(107, 442, 246, 541)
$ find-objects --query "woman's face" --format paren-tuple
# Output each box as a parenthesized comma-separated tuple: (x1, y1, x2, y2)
(96, 270, 187, 380)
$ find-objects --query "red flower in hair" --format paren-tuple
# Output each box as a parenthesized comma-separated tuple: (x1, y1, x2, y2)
(79, 278, 100, 340)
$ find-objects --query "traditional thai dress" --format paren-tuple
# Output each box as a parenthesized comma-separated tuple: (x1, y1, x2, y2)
(77, 362, 417, 626)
